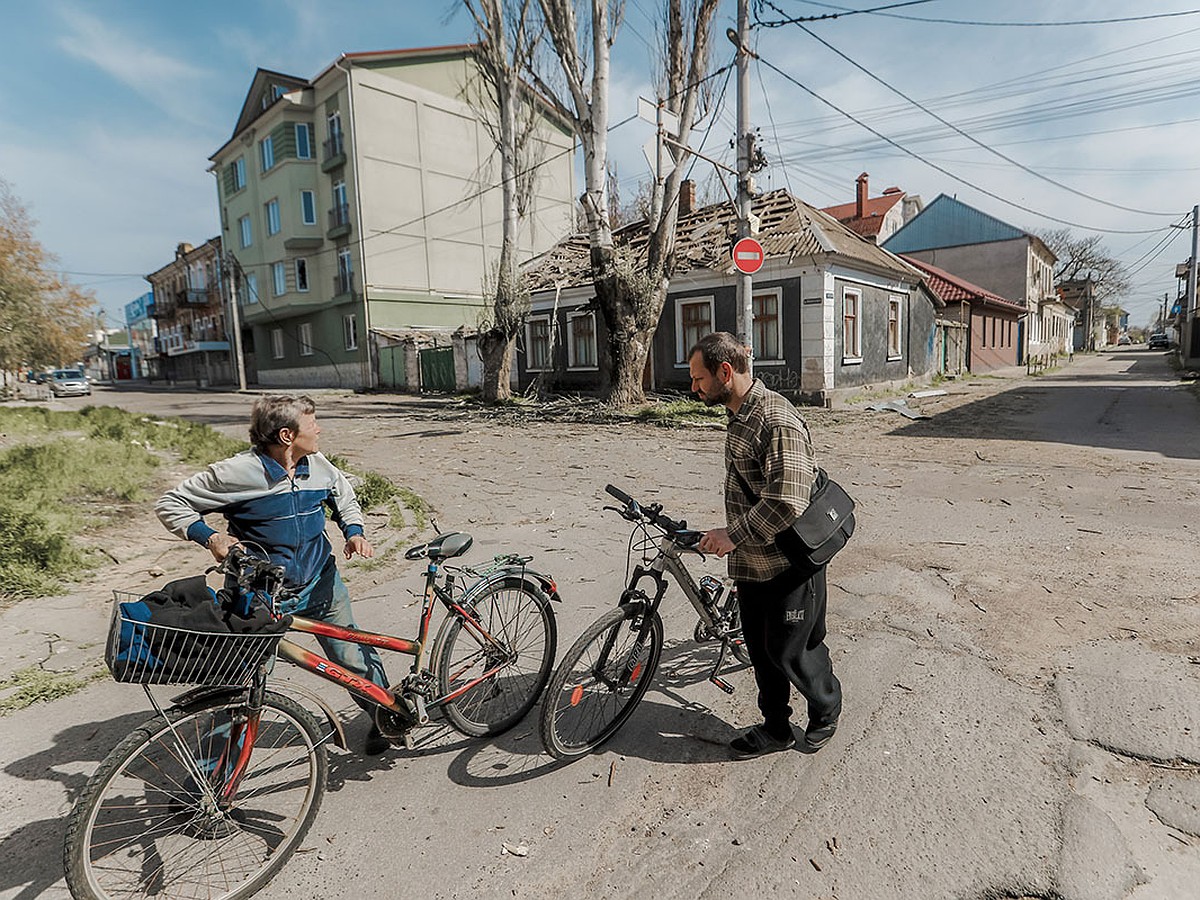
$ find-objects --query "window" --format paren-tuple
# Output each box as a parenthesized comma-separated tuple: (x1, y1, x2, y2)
(300, 190, 316, 225)
(295, 258, 309, 292)
(676, 297, 713, 363)
(332, 179, 347, 208)
(842, 289, 861, 361)
(295, 123, 313, 159)
(272, 262, 287, 296)
(265, 199, 281, 236)
(260, 135, 274, 171)
(271, 327, 285, 359)
(336, 248, 353, 294)
(980, 315, 988, 349)
(243, 272, 259, 305)
(526, 316, 551, 371)
(238, 215, 252, 248)
(326, 110, 343, 155)
(298, 322, 314, 356)
(567, 312, 597, 369)
(344, 314, 358, 351)
(233, 157, 246, 191)
(887, 296, 903, 359)
(752, 290, 782, 361)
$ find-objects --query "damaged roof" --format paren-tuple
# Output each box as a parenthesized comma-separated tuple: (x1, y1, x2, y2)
(523, 188, 920, 291)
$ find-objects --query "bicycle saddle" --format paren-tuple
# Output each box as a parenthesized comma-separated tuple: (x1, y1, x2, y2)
(404, 532, 473, 561)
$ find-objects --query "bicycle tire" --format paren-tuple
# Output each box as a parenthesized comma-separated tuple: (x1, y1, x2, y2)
(539, 603, 664, 760)
(64, 690, 328, 900)
(721, 593, 752, 666)
(435, 578, 556, 738)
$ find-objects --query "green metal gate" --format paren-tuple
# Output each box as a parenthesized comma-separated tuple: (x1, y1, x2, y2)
(419, 347, 455, 393)
(378, 344, 406, 389)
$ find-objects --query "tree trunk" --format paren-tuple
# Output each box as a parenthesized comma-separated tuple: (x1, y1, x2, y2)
(478, 327, 515, 401)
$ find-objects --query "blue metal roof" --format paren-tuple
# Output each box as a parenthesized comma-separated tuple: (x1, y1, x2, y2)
(881, 194, 1025, 253)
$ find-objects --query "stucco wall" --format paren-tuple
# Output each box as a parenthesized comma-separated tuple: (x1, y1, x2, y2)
(902, 238, 1029, 306)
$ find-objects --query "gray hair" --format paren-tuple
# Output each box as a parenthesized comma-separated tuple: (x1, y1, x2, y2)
(249, 395, 316, 452)
(689, 331, 749, 375)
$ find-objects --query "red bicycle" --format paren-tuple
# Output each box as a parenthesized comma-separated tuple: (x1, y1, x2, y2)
(64, 536, 559, 900)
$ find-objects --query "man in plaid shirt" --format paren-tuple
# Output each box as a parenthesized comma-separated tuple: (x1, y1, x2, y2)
(690, 332, 842, 758)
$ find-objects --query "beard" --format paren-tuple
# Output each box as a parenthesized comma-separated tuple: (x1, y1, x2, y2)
(699, 381, 732, 407)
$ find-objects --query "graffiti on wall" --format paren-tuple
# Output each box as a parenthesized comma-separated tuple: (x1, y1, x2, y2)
(756, 368, 804, 391)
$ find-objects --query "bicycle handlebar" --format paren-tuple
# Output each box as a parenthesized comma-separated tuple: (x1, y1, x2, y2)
(603, 484, 704, 550)
(224, 546, 286, 589)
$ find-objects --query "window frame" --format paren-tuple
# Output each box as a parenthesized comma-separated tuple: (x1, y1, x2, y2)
(272, 261, 287, 297)
(270, 327, 284, 359)
(233, 157, 246, 191)
(752, 287, 784, 363)
(298, 322, 314, 357)
(566, 311, 598, 370)
(265, 198, 281, 236)
(300, 189, 316, 225)
(295, 122, 313, 159)
(238, 215, 252, 249)
(887, 295, 903, 360)
(525, 314, 552, 372)
(294, 258, 309, 292)
(343, 313, 358, 351)
(842, 288, 862, 363)
(243, 272, 259, 305)
(260, 135, 275, 172)
(674, 295, 715, 365)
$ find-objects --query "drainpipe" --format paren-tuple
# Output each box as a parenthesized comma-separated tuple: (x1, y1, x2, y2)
(333, 55, 373, 388)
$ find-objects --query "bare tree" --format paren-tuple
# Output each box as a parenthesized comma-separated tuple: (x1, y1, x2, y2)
(531, 0, 720, 406)
(463, 0, 543, 401)
(1036, 228, 1132, 305)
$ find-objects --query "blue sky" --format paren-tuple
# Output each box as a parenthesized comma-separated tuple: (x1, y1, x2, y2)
(2, 1, 1198, 329)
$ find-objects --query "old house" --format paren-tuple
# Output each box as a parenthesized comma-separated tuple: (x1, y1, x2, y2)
(519, 188, 936, 405)
(820, 173, 923, 245)
(883, 195, 1072, 363)
(145, 239, 232, 387)
(902, 256, 1024, 373)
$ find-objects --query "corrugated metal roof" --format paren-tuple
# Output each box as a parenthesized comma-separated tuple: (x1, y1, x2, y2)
(523, 189, 918, 291)
(882, 194, 1024, 253)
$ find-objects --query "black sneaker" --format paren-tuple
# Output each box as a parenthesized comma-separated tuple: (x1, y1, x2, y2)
(800, 720, 838, 754)
(363, 724, 391, 756)
(729, 724, 796, 759)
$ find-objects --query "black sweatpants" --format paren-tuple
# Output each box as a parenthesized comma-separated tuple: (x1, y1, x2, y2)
(735, 565, 841, 734)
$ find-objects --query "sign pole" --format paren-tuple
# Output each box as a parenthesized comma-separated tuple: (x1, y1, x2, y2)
(734, 0, 754, 373)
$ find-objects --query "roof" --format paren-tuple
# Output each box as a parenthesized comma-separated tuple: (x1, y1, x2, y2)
(821, 190, 905, 239)
(882, 194, 1026, 253)
(901, 255, 1026, 312)
(523, 189, 920, 291)
(145, 237, 222, 282)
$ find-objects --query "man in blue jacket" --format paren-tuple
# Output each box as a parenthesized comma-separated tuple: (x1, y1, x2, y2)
(156, 394, 390, 754)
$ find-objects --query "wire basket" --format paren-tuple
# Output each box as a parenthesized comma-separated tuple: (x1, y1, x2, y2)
(104, 590, 284, 687)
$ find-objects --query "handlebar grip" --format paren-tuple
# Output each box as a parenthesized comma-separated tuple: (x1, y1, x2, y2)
(605, 484, 634, 507)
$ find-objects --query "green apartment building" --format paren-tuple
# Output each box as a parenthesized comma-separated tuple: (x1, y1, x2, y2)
(209, 45, 575, 388)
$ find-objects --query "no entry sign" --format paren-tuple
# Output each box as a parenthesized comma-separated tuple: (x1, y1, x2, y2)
(732, 237, 765, 275)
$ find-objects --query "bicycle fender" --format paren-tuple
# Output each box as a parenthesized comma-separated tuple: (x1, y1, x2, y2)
(464, 567, 562, 603)
(168, 684, 347, 750)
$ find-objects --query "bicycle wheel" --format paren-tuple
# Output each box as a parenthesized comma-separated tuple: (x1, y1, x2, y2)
(435, 577, 556, 738)
(540, 603, 663, 760)
(721, 593, 752, 666)
(64, 691, 328, 900)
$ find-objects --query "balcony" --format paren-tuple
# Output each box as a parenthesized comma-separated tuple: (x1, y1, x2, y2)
(322, 133, 346, 172)
(333, 271, 355, 298)
(327, 202, 352, 240)
(151, 300, 176, 320)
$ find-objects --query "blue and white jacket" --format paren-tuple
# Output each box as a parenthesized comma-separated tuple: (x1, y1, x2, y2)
(156, 449, 365, 590)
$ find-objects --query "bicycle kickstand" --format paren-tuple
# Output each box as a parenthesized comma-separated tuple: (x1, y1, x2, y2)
(707, 640, 735, 695)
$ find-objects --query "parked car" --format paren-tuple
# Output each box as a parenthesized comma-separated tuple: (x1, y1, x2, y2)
(48, 369, 91, 397)
(1117, 334, 1132, 345)
(1148, 333, 1171, 351)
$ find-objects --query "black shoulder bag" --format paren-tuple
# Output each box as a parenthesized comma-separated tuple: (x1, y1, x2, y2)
(733, 466, 857, 570)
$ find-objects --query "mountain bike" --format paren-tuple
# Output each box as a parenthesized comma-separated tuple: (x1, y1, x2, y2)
(539, 484, 749, 760)
(64, 535, 559, 900)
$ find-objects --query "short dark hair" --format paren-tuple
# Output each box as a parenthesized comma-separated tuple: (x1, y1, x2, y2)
(249, 395, 316, 452)
(689, 332, 749, 374)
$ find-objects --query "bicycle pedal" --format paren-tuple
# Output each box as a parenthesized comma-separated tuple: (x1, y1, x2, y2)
(414, 695, 429, 726)
(709, 675, 735, 695)
(403, 732, 415, 751)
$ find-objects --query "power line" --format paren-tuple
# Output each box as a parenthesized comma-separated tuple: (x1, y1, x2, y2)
(753, 0, 934, 24)
(760, 1, 1179, 218)
(765, 1, 1200, 27)
(755, 52, 1178, 235)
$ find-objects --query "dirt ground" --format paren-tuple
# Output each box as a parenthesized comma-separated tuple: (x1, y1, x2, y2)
(1, 348, 1198, 900)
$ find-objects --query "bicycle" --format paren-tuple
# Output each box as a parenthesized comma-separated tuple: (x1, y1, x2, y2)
(64, 534, 559, 900)
(539, 484, 749, 760)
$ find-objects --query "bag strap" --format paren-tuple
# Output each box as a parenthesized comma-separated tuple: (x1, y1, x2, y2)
(732, 463, 825, 506)
(731, 465, 760, 504)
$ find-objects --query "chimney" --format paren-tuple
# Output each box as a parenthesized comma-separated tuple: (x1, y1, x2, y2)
(680, 179, 696, 216)
(855, 172, 869, 219)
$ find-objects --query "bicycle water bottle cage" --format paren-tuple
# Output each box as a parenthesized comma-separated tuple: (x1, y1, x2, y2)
(404, 532, 473, 561)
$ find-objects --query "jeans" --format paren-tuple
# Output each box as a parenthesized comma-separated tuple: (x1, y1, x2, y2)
(274, 556, 388, 711)
(735, 565, 841, 734)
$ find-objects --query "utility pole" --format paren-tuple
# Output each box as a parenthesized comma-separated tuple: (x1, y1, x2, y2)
(224, 253, 248, 391)
(1188, 205, 1199, 361)
(734, 0, 754, 370)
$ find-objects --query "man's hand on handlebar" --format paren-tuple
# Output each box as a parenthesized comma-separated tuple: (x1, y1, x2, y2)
(698, 528, 736, 558)
(206, 533, 241, 563)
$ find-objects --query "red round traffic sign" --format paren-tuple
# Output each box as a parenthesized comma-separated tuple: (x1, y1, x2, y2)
(732, 237, 765, 275)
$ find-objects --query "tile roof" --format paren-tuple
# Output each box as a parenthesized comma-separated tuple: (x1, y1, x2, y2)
(523, 189, 919, 291)
(901, 255, 1026, 312)
(820, 191, 905, 238)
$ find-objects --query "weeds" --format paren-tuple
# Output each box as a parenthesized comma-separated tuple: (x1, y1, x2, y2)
(0, 666, 104, 715)
(629, 398, 725, 427)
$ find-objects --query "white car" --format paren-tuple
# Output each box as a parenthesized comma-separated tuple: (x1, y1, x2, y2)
(48, 369, 91, 397)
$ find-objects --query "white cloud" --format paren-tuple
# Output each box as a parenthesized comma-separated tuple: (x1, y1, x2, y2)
(55, 4, 214, 124)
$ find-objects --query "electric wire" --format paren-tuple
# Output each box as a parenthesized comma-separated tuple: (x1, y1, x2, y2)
(763, 1, 1200, 28)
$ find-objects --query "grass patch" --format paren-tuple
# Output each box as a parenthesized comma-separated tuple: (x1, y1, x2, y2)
(0, 665, 103, 715)
(629, 398, 725, 427)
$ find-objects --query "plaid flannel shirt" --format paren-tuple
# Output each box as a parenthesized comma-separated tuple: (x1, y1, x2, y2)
(724, 379, 817, 583)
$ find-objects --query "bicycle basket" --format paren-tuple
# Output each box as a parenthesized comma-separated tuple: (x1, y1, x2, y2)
(104, 590, 284, 687)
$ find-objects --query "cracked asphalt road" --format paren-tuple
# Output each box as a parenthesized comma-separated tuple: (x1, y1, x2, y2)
(1, 348, 1197, 900)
